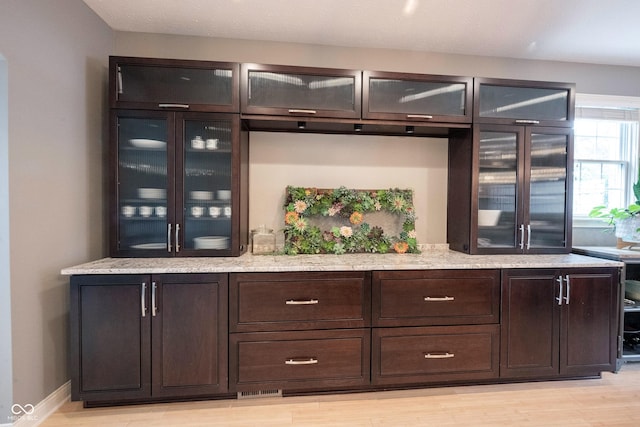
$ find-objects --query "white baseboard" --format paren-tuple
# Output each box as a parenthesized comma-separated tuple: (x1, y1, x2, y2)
(10, 381, 70, 427)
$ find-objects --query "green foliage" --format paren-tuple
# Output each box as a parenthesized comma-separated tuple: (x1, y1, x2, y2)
(283, 186, 419, 255)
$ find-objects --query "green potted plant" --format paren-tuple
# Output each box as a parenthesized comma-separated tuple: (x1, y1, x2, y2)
(589, 178, 640, 242)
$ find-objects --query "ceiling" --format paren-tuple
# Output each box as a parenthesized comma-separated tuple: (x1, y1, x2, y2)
(82, 0, 640, 67)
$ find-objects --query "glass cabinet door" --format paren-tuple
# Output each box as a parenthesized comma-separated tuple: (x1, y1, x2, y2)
(475, 78, 574, 127)
(526, 128, 570, 250)
(177, 115, 235, 255)
(477, 128, 522, 251)
(242, 64, 361, 118)
(363, 72, 472, 123)
(111, 57, 238, 112)
(115, 112, 171, 255)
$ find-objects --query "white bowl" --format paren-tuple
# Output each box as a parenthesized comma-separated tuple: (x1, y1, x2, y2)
(478, 210, 501, 227)
(138, 188, 166, 199)
(129, 139, 166, 149)
(216, 190, 231, 200)
(190, 191, 213, 200)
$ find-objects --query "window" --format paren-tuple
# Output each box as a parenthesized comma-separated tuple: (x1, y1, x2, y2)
(573, 95, 640, 219)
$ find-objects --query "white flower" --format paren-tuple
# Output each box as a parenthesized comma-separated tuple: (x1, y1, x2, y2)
(339, 226, 353, 238)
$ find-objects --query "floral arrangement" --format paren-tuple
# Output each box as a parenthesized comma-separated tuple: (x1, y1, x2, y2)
(283, 186, 419, 255)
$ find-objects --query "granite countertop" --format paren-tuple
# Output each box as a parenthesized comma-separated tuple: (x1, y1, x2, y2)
(573, 246, 640, 262)
(61, 246, 623, 275)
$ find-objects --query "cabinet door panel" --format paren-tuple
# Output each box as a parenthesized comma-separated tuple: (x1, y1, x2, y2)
(372, 325, 499, 385)
(501, 270, 560, 378)
(475, 126, 524, 253)
(230, 272, 369, 332)
(70, 275, 151, 401)
(373, 270, 500, 326)
(152, 274, 228, 397)
(525, 128, 571, 252)
(112, 111, 173, 256)
(562, 270, 618, 375)
(230, 329, 370, 392)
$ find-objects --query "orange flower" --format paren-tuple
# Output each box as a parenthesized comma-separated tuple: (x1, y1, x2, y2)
(349, 211, 364, 225)
(394, 241, 409, 254)
(285, 211, 299, 225)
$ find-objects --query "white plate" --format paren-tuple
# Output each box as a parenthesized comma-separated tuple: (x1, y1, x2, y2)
(130, 139, 166, 149)
(194, 236, 229, 249)
(216, 190, 231, 200)
(138, 188, 166, 199)
(131, 243, 166, 249)
(190, 190, 214, 200)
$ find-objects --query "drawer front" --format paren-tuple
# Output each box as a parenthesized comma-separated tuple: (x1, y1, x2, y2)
(230, 272, 370, 332)
(372, 325, 499, 385)
(373, 270, 500, 326)
(230, 329, 370, 391)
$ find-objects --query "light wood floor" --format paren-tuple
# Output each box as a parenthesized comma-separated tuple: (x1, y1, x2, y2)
(42, 363, 640, 427)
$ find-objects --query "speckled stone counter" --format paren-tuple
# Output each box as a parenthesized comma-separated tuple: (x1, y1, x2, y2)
(61, 247, 622, 275)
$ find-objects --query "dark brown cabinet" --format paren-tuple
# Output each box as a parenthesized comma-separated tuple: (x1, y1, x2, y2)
(448, 79, 574, 255)
(70, 274, 228, 405)
(110, 110, 248, 257)
(371, 270, 501, 386)
(241, 63, 362, 119)
(229, 271, 371, 393)
(474, 78, 574, 127)
(110, 56, 239, 112)
(363, 71, 472, 124)
(500, 268, 619, 379)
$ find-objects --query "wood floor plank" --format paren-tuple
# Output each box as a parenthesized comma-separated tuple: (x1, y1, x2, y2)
(40, 363, 640, 426)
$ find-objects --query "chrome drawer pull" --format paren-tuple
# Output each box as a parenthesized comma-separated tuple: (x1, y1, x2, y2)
(424, 296, 454, 302)
(515, 119, 540, 125)
(158, 103, 190, 109)
(140, 283, 147, 317)
(407, 114, 433, 119)
(285, 358, 318, 365)
(285, 299, 319, 305)
(424, 352, 455, 359)
(288, 109, 317, 114)
(151, 282, 158, 317)
(556, 276, 564, 305)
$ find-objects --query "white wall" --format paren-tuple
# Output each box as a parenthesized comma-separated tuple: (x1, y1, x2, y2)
(0, 0, 112, 412)
(249, 132, 448, 243)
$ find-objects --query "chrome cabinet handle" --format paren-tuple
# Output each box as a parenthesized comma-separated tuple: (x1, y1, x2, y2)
(117, 66, 123, 94)
(407, 114, 433, 119)
(285, 299, 319, 305)
(515, 119, 540, 125)
(526, 224, 532, 250)
(424, 296, 455, 302)
(563, 275, 570, 304)
(158, 103, 190, 109)
(424, 352, 455, 359)
(556, 276, 564, 305)
(167, 223, 172, 253)
(151, 282, 158, 317)
(141, 283, 147, 317)
(285, 358, 318, 365)
(175, 224, 180, 252)
(519, 224, 525, 249)
(288, 109, 317, 114)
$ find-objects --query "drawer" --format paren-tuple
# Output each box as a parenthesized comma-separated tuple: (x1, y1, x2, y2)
(372, 325, 499, 385)
(230, 272, 371, 332)
(230, 329, 370, 392)
(373, 270, 500, 326)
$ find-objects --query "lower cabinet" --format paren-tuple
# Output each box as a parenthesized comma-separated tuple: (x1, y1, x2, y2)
(229, 271, 371, 393)
(70, 274, 228, 404)
(69, 265, 621, 405)
(372, 324, 500, 385)
(371, 270, 501, 386)
(501, 267, 620, 379)
(230, 329, 370, 392)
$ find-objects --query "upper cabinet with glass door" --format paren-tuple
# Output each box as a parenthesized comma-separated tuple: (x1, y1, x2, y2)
(363, 71, 472, 124)
(474, 78, 574, 127)
(241, 64, 361, 119)
(110, 56, 240, 112)
(110, 111, 248, 258)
